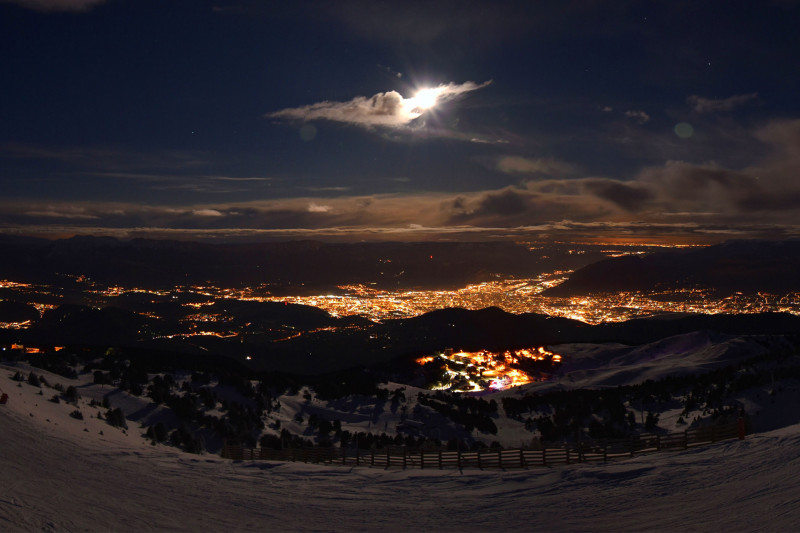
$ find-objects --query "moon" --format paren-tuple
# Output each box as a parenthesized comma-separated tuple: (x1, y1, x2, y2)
(414, 88, 442, 109)
(406, 87, 446, 115)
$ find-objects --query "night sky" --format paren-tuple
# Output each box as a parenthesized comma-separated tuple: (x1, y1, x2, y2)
(1, 0, 799, 243)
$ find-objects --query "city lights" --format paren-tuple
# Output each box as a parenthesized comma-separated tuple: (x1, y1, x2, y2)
(419, 347, 564, 392)
(1, 265, 798, 338)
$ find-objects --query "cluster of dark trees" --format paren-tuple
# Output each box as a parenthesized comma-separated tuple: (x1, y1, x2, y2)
(13, 369, 80, 404)
(143, 421, 204, 453)
(8, 330, 797, 454)
(502, 342, 798, 442)
(503, 388, 638, 441)
(417, 391, 498, 435)
(13, 368, 86, 420)
(259, 426, 443, 451)
(140, 370, 286, 451)
(10, 345, 283, 453)
(14, 351, 79, 380)
(104, 407, 127, 429)
(12, 369, 57, 391)
(306, 368, 384, 400)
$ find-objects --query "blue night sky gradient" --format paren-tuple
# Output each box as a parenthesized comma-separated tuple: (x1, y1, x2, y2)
(1, 0, 799, 242)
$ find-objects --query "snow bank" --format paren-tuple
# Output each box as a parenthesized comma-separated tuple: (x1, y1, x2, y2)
(2, 362, 800, 532)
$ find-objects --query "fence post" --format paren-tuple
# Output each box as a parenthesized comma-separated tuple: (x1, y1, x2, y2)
(542, 448, 546, 467)
(603, 443, 608, 463)
(520, 449, 527, 470)
(438, 450, 443, 470)
(371, 449, 375, 467)
(566, 447, 570, 464)
(629, 437, 634, 457)
(477, 450, 482, 470)
(656, 435, 661, 451)
(498, 449, 502, 469)
(457, 450, 462, 469)
(403, 448, 407, 470)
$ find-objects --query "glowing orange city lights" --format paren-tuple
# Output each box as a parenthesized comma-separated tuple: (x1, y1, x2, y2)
(419, 346, 563, 392)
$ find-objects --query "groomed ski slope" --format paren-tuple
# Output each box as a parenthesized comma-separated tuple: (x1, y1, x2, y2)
(2, 364, 799, 532)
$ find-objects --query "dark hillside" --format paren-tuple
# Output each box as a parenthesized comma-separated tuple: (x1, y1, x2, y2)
(0, 236, 555, 290)
(545, 240, 800, 296)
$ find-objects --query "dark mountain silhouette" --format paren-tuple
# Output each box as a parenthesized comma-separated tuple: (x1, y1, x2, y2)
(3, 236, 799, 375)
(0, 235, 562, 291)
(240, 307, 800, 375)
(204, 300, 370, 330)
(17, 300, 366, 349)
(545, 239, 800, 296)
(377, 307, 800, 353)
(27, 305, 157, 346)
(0, 300, 39, 323)
(7, 298, 800, 375)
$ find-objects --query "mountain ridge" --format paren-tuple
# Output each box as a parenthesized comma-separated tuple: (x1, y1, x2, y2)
(546, 239, 800, 296)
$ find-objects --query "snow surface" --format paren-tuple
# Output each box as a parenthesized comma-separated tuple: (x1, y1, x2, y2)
(534, 331, 773, 392)
(3, 355, 800, 532)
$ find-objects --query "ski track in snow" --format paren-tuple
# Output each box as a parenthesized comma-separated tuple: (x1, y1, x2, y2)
(3, 357, 800, 532)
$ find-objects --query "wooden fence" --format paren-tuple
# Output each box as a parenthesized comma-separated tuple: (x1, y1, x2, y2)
(222, 419, 745, 470)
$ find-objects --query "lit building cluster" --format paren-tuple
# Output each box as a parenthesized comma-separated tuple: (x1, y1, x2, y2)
(417, 346, 563, 393)
(0, 281, 32, 289)
(253, 271, 573, 322)
(1, 261, 799, 338)
(245, 278, 800, 325)
(0, 320, 32, 330)
(537, 289, 800, 324)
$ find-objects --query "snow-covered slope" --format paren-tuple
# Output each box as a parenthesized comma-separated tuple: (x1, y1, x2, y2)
(530, 331, 775, 391)
(3, 360, 800, 531)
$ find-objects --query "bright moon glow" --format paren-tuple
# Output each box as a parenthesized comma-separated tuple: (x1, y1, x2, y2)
(404, 87, 446, 117)
(414, 87, 443, 109)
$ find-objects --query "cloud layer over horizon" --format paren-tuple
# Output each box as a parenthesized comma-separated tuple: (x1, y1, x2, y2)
(4, 116, 800, 243)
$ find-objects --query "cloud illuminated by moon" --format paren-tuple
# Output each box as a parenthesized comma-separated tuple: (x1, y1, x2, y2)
(265, 80, 491, 128)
